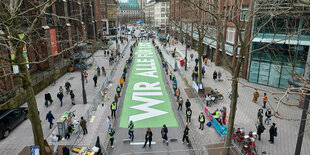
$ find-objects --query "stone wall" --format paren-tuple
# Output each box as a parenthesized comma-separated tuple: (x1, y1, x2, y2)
(0, 63, 70, 110)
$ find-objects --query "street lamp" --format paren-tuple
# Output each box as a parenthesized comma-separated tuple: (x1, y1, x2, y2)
(79, 55, 87, 104)
(184, 23, 189, 71)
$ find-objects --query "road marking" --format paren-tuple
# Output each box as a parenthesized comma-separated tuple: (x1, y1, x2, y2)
(90, 116, 95, 123)
(130, 142, 156, 145)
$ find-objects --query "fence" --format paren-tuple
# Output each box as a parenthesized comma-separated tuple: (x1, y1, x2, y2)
(69, 39, 131, 153)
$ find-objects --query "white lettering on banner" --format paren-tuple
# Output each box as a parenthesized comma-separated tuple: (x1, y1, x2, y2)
(138, 54, 152, 58)
(136, 60, 155, 67)
(137, 59, 154, 63)
(129, 92, 168, 122)
(133, 82, 161, 90)
(136, 65, 156, 71)
(136, 71, 158, 78)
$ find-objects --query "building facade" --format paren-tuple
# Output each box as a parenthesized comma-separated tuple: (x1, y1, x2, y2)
(154, 0, 170, 29)
(0, 0, 98, 102)
(144, 0, 156, 27)
(248, 2, 310, 88)
(119, 0, 141, 25)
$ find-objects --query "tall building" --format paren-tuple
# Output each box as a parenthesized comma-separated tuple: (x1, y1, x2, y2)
(144, 0, 156, 27)
(154, 0, 169, 29)
(119, 0, 141, 25)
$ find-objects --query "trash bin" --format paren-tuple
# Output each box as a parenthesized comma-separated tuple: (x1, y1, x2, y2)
(180, 60, 184, 66)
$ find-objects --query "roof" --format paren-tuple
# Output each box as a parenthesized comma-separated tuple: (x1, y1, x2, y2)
(119, 0, 140, 10)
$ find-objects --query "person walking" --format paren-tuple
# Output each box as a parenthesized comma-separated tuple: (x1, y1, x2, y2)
(120, 77, 124, 88)
(114, 94, 119, 104)
(70, 90, 75, 105)
(59, 86, 64, 94)
(173, 81, 177, 96)
(128, 120, 134, 141)
(142, 128, 153, 149)
(169, 71, 173, 81)
(96, 66, 101, 76)
(108, 128, 115, 148)
(165, 65, 169, 75)
(269, 123, 277, 144)
(161, 124, 168, 144)
(186, 108, 192, 124)
(198, 112, 205, 130)
(57, 92, 64, 106)
(257, 109, 263, 125)
(213, 70, 217, 80)
(178, 97, 183, 111)
(50, 133, 58, 155)
(256, 123, 265, 141)
(176, 88, 180, 102)
(204, 57, 207, 65)
(202, 66, 205, 78)
(45, 93, 50, 107)
(185, 99, 191, 110)
(84, 71, 88, 83)
(80, 117, 88, 135)
(107, 116, 111, 131)
(253, 90, 259, 103)
(93, 74, 98, 87)
(218, 70, 222, 80)
(206, 95, 211, 107)
(265, 108, 272, 126)
(111, 101, 117, 118)
(116, 85, 121, 97)
(46, 111, 55, 129)
(195, 58, 199, 66)
(182, 125, 190, 145)
(263, 93, 268, 108)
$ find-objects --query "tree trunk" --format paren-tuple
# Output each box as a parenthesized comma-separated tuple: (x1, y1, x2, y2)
(12, 33, 47, 155)
(198, 37, 204, 83)
(223, 46, 245, 155)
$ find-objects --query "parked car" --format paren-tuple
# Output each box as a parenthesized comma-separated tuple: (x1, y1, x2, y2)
(0, 107, 28, 138)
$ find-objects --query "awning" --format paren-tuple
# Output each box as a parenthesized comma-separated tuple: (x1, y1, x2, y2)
(252, 34, 310, 46)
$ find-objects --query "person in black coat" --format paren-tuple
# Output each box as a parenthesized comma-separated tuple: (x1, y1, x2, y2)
(161, 124, 168, 144)
(213, 70, 218, 80)
(256, 123, 265, 141)
(269, 123, 276, 144)
(185, 99, 191, 110)
(142, 128, 153, 149)
(57, 92, 64, 107)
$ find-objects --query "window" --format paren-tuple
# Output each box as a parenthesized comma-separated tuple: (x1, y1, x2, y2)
(100, 0, 105, 4)
(226, 27, 235, 44)
(161, 3, 165, 6)
(161, 8, 165, 12)
(161, 14, 165, 17)
(240, 5, 248, 21)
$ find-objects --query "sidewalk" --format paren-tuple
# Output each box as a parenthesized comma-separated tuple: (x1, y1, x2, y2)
(0, 39, 131, 154)
(160, 40, 310, 154)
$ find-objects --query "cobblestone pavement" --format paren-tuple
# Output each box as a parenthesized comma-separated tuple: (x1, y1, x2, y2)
(0, 39, 130, 155)
(160, 39, 310, 154)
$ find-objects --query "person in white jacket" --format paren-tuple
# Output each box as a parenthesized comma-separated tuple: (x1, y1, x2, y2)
(72, 116, 79, 134)
(50, 133, 58, 155)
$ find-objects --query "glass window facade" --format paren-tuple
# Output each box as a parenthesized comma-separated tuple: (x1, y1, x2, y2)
(249, 42, 307, 88)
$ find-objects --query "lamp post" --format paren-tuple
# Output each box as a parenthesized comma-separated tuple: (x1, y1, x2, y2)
(184, 23, 188, 71)
(294, 48, 310, 155)
(80, 57, 87, 104)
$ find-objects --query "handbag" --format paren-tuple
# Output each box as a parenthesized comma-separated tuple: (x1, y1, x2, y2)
(274, 127, 278, 137)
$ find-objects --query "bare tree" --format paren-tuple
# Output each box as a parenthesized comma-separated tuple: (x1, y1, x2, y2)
(170, 0, 310, 154)
(0, 1, 87, 154)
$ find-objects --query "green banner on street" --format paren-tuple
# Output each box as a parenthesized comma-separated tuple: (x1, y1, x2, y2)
(119, 42, 178, 128)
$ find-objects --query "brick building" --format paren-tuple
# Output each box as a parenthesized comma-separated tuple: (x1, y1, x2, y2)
(0, 0, 98, 102)
(169, 0, 251, 78)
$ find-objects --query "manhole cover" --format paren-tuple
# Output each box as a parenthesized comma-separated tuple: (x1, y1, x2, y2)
(68, 77, 75, 80)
